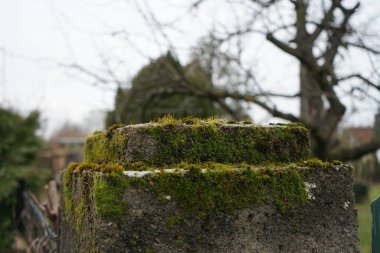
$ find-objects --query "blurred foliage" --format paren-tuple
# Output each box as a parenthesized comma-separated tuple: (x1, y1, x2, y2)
(107, 53, 218, 125)
(0, 108, 49, 251)
(353, 181, 369, 204)
(106, 52, 249, 126)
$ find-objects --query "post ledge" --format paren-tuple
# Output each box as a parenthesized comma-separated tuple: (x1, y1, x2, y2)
(84, 120, 310, 166)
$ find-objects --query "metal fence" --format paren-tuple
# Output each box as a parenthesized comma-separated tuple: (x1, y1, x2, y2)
(373, 196, 380, 253)
(22, 191, 57, 252)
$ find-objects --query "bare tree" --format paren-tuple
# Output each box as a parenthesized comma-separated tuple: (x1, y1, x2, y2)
(69, 0, 380, 161)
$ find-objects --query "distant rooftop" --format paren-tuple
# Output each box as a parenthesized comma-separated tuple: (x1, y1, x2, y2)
(345, 127, 372, 144)
(58, 137, 84, 145)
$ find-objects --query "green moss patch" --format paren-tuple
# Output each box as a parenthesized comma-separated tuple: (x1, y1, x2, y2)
(93, 172, 128, 219)
(63, 162, 320, 221)
(62, 164, 98, 252)
(145, 123, 309, 165)
(61, 159, 347, 253)
(84, 118, 310, 166)
(128, 165, 307, 215)
(64, 163, 129, 220)
(83, 127, 128, 164)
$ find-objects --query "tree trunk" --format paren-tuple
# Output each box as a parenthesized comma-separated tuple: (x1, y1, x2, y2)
(300, 64, 324, 124)
(300, 64, 327, 158)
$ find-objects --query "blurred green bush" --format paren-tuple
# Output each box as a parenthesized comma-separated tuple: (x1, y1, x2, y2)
(0, 108, 49, 251)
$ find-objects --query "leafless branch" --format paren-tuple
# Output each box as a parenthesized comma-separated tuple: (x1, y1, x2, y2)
(338, 74, 380, 91)
(310, 0, 339, 42)
(322, 2, 360, 66)
(61, 63, 125, 87)
(329, 139, 380, 161)
(266, 33, 302, 59)
(346, 41, 380, 55)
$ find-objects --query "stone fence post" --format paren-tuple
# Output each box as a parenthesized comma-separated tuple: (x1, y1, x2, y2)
(59, 119, 359, 253)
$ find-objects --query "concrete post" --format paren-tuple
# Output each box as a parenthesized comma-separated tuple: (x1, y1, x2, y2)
(60, 119, 359, 253)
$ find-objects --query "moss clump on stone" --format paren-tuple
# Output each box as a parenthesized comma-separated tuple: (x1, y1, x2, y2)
(64, 163, 128, 220)
(153, 115, 253, 126)
(93, 172, 128, 219)
(269, 122, 306, 127)
(63, 164, 75, 221)
(64, 162, 312, 220)
(63, 159, 344, 221)
(83, 118, 310, 166)
(61, 158, 346, 253)
(128, 165, 308, 215)
(153, 115, 226, 126)
(61, 117, 354, 252)
(67, 162, 124, 173)
(62, 164, 98, 252)
(166, 215, 181, 228)
(144, 123, 309, 165)
(83, 128, 128, 164)
(298, 158, 337, 168)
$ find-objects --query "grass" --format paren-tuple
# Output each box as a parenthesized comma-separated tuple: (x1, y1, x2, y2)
(356, 183, 380, 253)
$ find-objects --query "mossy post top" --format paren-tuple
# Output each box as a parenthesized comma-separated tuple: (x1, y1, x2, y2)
(83, 118, 310, 166)
(61, 118, 359, 253)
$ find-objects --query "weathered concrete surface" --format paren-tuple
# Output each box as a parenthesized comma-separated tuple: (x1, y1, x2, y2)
(83, 122, 310, 166)
(60, 164, 359, 253)
(60, 121, 358, 253)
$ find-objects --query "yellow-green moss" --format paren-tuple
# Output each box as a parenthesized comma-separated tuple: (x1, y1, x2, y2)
(298, 158, 337, 168)
(63, 159, 344, 228)
(167, 215, 181, 228)
(144, 247, 154, 253)
(153, 115, 225, 126)
(64, 163, 128, 220)
(154, 115, 253, 126)
(83, 117, 310, 166)
(83, 127, 128, 164)
(60, 159, 349, 253)
(62, 165, 98, 252)
(68, 162, 124, 173)
(63, 162, 311, 223)
(144, 123, 309, 165)
(93, 172, 128, 219)
(63, 164, 75, 221)
(129, 166, 307, 215)
(175, 240, 184, 247)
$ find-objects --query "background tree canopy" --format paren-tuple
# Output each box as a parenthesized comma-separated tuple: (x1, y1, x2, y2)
(109, 0, 380, 162)
(69, 0, 380, 162)
(106, 52, 249, 126)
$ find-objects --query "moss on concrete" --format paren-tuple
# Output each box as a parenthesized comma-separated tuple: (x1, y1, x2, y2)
(61, 118, 357, 253)
(83, 127, 128, 164)
(84, 117, 310, 166)
(64, 163, 128, 221)
(93, 172, 128, 219)
(128, 165, 307, 215)
(62, 159, 350, 252)
(62, 161, 330, 222)
(145, 123, 309, 165)
(62, 164, 98, 252)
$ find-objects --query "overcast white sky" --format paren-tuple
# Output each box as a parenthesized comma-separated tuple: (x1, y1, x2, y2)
(0, 0, 379, 137)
